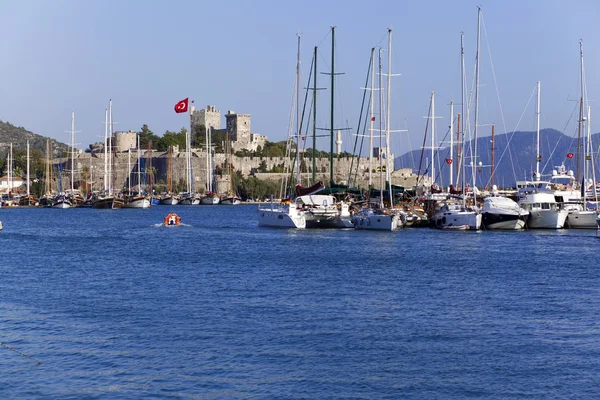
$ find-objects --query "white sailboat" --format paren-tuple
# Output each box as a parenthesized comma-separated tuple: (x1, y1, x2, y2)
(258, 34, 306, 228)
(517, 81, 568, 228)
(124, 134, 151, 209)
(353, 33, 400, 231)
(53, 114, 74, 209)
(566, 41, 598, 228)
(200, 125, 220, 205)
(94, 100, 124, 209)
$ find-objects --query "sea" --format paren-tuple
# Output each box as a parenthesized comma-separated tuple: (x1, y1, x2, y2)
(1, 204, 599, 399)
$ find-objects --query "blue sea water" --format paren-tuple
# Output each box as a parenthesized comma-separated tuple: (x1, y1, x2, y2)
(1, 205, 599, 399)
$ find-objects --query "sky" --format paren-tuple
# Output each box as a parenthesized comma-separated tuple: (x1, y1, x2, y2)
(1, 0, 599, 158)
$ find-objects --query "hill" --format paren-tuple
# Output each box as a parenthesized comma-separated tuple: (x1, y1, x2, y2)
(0, 120, 69, 156)
(395, 128, 598, 188)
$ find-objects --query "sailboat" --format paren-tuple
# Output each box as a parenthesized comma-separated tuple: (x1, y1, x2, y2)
(517, 81, 568, 228)
(179, 114, 201, 205)
(94, 101, 124, 209)
(160, 146, 180, 205)
(565, 41, 598, 228)
(257, 34, 306, 228)
(219, 131, 241, 205)
(353, 35, 400, 231)
(200, 125, 220, 205)
(53, 155, 71, 208)
(124, 134, 151, 208)
(431, 13, 482, 230)
(19, 141, 38, 206)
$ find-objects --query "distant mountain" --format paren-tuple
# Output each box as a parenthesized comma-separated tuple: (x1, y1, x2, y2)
(395, 128, 598, 188)
(0, 120, 69, 156)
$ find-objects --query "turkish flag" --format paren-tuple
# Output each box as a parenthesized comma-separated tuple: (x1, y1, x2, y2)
(566, 152, 574, 159)
(371, 117, 375, 121)
(445, 158, 452, 165)
(174, 98, 188, 113)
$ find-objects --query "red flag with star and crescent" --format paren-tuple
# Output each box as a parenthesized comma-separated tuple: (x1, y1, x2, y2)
(174, 98, 189, 113)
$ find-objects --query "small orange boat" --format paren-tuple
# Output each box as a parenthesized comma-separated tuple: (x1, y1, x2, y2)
(164, 213, 181, 226)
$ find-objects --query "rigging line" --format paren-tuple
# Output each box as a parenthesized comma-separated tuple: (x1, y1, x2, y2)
(482, 13, 516, 185)
(317, 28, 332, 47)
(491, 84, 537, 185)
(350, 51, 373, 186)
(416, 98, 432, 185)
(542, 101, 579, 175)
(0, 341, 42, 365)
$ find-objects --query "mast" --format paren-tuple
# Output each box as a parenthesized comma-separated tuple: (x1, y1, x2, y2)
(103, 108, 108, 193)
(473, 7, 481, 191)
(137, 134, 141, 193)
(295, 33, 301, 185)
(449, 101, 454, 187)
(378, 48, 384, 209)
(456, 113, 461, 186)
(71, 111, 75, 194)
(385, 28, 393, 208)
(460, 31, 466, 191)
(312, 45, 317, 184)
(205, 125, 210, 192)
(368, 47, 375, 188)
(588, 106, 597, 201)
(45, 139, 51, 195)
(329, 26, 335, 186)
(26, 140, 30, 197)
(535, 80, 541, 181)
(109, 99, 113, 195)
(491, 124, 495, 187)
(9, 143, 12, 195)
(576, 40, 584, 183)
(431, 91, 436, 186)
(167, 146, 173, 194)
(188, 102, 193, 194)
(127, 147, 131, 194)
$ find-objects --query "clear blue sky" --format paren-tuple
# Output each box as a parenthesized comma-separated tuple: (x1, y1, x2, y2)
(1, 0, 598, 157)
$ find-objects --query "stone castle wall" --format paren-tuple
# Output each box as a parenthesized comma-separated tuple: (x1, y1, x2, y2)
(54, 151, 422, 194)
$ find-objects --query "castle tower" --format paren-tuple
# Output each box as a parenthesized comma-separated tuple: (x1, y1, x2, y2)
(191, 105, 221, 130)
(226, 111, 251, 150)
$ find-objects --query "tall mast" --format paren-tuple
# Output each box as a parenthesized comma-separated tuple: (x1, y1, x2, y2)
(295, 33, 301, 185)
(378, 48, 384, 209)
(368, 47, 375, 188)
(491, 124, 495, 187)
(431, 91, 436, 186)
(45, 139, 51, 195)
(9, 143, 12, 194)
(329, 26, 335, 186)
(128, 147, 131, 193)
(449, 101, 454, 187)
(109, 99, 113, 195)
(188, 102, 193, 194)
(473, 7, 481, 190)
(71, 111, 75, 193)
(588, 106, 597, 200)
(535, 80, 541, 181)
(312, 45, 317, 184)
(577, 39, 584, 183)
(460, 31, 466, 191)
(26, 140, 30, 197)
(104, 108, 108, 193)
(385, 28, 393, 208)
(137, 134, 141, 193)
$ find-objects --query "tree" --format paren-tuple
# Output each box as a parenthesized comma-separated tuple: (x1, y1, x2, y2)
(258, 160, 268, 173)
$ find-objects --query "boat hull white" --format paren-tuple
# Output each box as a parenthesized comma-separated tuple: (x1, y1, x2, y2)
(160, 197, 179, 206)
(526, 209, 568, 229)
(124, 198, 151, 209)
(258, 205, 306, 228)
(353, 212, 400, 231)
(200, 197, 220, 205)
(567, 210, 599, 229)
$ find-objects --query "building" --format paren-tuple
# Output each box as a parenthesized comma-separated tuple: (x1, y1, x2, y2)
(225, 110, 267, 152)
(191, 105, 221, 130)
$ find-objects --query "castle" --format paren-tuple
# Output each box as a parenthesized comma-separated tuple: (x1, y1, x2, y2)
(191, 105, 267, 152)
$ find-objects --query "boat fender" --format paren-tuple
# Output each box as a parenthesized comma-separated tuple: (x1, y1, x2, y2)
(323, 199, 328, 206)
